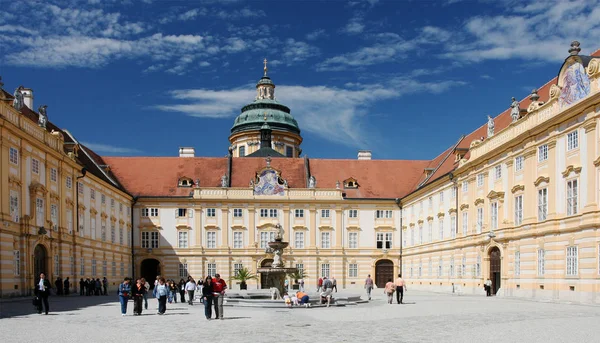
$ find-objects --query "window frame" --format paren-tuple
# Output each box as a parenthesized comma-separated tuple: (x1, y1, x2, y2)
(320, 231, 331, 248)
(514, 195, 523, 226)
(566, 179, 578, 216)
(538, 144, 548, 162)
(233, 231, 243, 249)
(348, 232, 358, 248)
(178, 230, 189, 248)
(348, 263, 358, 278)
(294, 231, 304, 249)
(31, 158, 40, 174)
(207, 208, 216, 217)
(567, 130, 579, 151)
(514, 251, 520, 276)
(233, 208, 243, 218)
(538, 188, 548, 221)
(9, 147, 19, 165)
(294, 209, 304, 218)
(537, 249, 545, 276)
(566, 246, 578, 276)
(515, 156, 524, 172)
(348, 209, 358, 218)
(321, 209, 330, 218)
(494, 165, 502, 181)
(206, 231, 217, 249)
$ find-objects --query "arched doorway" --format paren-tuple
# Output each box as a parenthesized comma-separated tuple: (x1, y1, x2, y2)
(489, 247, 501, 295)
(259, 259, 273, 289)
(375, 259, 394, 288)
(34, 244, 47, 282)
(140, 259, 160, 289)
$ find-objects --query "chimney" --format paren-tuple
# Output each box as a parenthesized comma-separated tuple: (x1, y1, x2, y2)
(21, 87, 33, 109)
(357, 150, 372, 160)
(179, 147, 195, 157)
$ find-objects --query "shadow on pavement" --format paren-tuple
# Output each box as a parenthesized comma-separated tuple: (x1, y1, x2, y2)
(0, 295, 120, 319)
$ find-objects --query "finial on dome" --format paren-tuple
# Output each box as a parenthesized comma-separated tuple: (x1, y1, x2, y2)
(263, 58, 268, 76)
(569, 41, 581, 56)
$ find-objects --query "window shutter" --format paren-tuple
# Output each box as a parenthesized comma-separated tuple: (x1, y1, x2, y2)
(188, 209, 193, 218)
(175, 209, 179, 217)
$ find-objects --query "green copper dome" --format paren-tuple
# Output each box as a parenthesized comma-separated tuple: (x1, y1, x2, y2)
(231, 74, 301, 136)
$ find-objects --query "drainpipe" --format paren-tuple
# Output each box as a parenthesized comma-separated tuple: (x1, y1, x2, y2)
(395, 198, 402, 276)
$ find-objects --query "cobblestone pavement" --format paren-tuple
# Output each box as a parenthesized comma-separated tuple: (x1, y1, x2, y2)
(1, 291, 599, 343)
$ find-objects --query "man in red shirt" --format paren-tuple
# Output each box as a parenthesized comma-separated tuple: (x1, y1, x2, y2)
(212, 273, 227, 319)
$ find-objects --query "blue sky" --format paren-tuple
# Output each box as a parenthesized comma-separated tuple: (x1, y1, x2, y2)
(1, 0, 599, 160)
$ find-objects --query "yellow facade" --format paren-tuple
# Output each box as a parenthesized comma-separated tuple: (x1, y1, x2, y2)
(0, 101, 133, 297)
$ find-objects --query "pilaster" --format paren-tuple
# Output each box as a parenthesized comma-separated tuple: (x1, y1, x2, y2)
(335, 207, 342, 248)
(584, 121, 597, 210)
(309, 207, 317, 248)
(546, 140, 558, 219)
(248, 207, 256, 246)
(194, 208, 202, 247)
(220, 207, 229, 248)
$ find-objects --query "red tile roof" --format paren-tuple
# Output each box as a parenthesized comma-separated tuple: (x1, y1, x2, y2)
(230, 157, 306, 188)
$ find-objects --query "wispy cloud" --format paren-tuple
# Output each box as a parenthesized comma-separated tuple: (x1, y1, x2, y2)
(342, 17, 365, 34)
(81, 142, 142, 154)
(306, 29, 326, 41)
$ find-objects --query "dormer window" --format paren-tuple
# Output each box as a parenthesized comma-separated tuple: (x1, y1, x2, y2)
(178, 177, 193, 187)
(344, 177, 359, 189)
(454, 148, 468, 162)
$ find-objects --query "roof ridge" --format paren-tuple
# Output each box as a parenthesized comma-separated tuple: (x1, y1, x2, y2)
(418, 135, 464, 188)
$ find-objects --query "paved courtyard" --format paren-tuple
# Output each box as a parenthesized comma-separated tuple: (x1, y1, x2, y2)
(1, 291, 599, 343)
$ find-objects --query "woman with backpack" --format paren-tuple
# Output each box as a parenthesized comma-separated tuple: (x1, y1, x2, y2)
(117, 277, 132, 316)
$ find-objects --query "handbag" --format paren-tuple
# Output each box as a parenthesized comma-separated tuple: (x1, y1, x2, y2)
(32, 296, 41, 307)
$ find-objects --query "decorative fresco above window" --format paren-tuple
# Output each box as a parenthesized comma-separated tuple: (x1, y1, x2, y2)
(559, 62, 591, 108)
(253, 169, 285, 196)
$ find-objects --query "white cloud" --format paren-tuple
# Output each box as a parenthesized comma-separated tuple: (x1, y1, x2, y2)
(215, 8, 266, 19)
(0, 24, 37, 35)
(306, 29, 326, 41)
(179, 8, 205, 21)
(281, 39, 320, 64)
(156, 78, 464, 146)
(81, 142, 142, 154)
(342, 17, 365, 34)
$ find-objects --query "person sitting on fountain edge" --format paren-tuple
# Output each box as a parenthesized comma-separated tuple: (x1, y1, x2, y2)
(296, 291, 310, 307)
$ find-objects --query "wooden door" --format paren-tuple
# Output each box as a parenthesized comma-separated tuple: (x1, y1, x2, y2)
(375, 259, 394, 288)
(489, 247, 501, 295)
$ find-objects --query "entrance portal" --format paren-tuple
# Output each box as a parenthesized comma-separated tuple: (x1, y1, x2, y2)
(489, 247, 501, 295)
(140, 259, 160, 289)
(375, 259, 394, 288)
(34, 244, 47, 282)
(259, 259, 273, 289)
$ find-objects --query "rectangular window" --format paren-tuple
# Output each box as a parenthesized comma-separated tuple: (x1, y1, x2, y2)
(207, 263, 216, 277)
(120, 262, 125, 276)
(10, 190, 19, 222)
(49, 168, 57, 182)
(233, 208, 243, 217)
(238, 146, 245, 157)
(428, 222, 433, 243)
(177, 208, 187, 217)
(321, 263, 330, 278)
(66, 176, 72, 189)
(80, 257, 85, 276)
(439, 191, 444, 204)
(438, 258, 443, 277)
(438, 220, 444, 240)
(376, 210, 393, 219)
(260, 231, 275, 248)
(567, 130, 578, 151)
(296, 263, 304, 276)
(111, 225, 115, 243)
(260, 209, 268, 217)
(32, 158, 40, 174)
(119, 203, 123, 213)
(112, 261, 116, 277)
(494, 165, 502, 180)
(491, 202, 498, 229)
(101, 194, 105, 204)
(78, 182, 84, 194)
(179, 263, 188, 278)
(462, 181, 468, 193)
(233, 231, 243, 248)
(9, 147, 19, 165)
(476, 207, 483, 233)
(376, 232, 392, 249)
(451, 216, 456, 239)
(119, 227, 123, 245)
(449, 257, 454, 277)
(451, 187, 457, 199)
(348, 232, 358, 248)
(91, 259, 97, 276)
(294, 209, 304, 218)
(538, 188, 548, 221)
(151, 208, 159, 217)
(207, 208, 216, 217)
(36, 198, 44, 227)
(515, 156, 524, 172)
(538, 144, 548, 162)
(178, 231, 188, 248)
(566, 246, 578, 276)
(50, 204, 58, 231)
(90, 189, 95, 200)
(207, 231, 216, 248)
(428, 196, 433, 209)
(461, 257, 466, 278)
(141, 208, 148, 217)
(286, 146, 294, 157)
(477, 174, 484, 187)
(102, 260, 107, 276)
(348, 263, 358, 278)
(101, 222, 106, 241)
(462, 212, 468, 235)
(514, 195, 523, 226)
(14, 250, 20, 276)
(321, 232, 330, 248)
(110, 199, 115, 208)
(91, 218, 96, 239)
(410, 228, 414, 246)
(294, 231, 304, 248)
(141, 231, 159, 249)
(567, 179, 578, 216)
(321, 209, 330, 218)
(537, 249, 545, 276)
(269, 209, 277, 217)
(476, 255, 481, 277)
(418, 225, 423, 244)
(234, 263, 243, 277)
(515, 251, 520, 276)
(348, 209, 358, 218)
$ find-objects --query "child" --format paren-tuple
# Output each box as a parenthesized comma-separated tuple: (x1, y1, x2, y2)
(283, 293, 292, 308)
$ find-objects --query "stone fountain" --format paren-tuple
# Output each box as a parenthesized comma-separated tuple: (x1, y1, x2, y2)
(256, 223, 296, 299)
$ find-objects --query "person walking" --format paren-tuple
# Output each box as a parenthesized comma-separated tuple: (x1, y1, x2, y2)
(395, 274, 406, 304)
(155, 277, 168, 315)
(202, 276, 214, 320)
(63, 277, 70, 295)
(35, 273, 51, 315)
(485, 278, 492, 296)
(317, 277, 323, 292)
(332, 277, 337, 292)
(212, 273, 227, 320)
(185, 278, 196, 305)
(142, 278, 150, 310)
(102, 277, 108, 296)
(384, 279, 395, 304)
(132, 279, 146, 316)
(117, 277, 132, 316)
(168, 280, 177, 304)
(364, 274, 374, 300)
(55, 277, 63, 296)
(79, 278, 85, 296)
(178, 279, 186, 304)
(298, 278, 304, 292)
(95, 278, 101, 296)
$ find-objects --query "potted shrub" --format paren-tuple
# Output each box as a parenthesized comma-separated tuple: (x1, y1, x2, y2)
(232, 267, 258, 290)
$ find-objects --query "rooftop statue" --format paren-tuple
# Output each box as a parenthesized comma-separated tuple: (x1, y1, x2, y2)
(487, 115, 495, 137)
(308, 175, 316, 188)
(38, 105, 48, 128)
(13, 86, 24, 111)
(510, 97, 520, 122)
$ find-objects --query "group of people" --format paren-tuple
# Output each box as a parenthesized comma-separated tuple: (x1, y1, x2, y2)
(53, 277, 70, 295)
(383, 274, 407, 304)
(78, 277, 108, 296)
(316, 276, 337, 292)
(116, 273, 228, 319)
